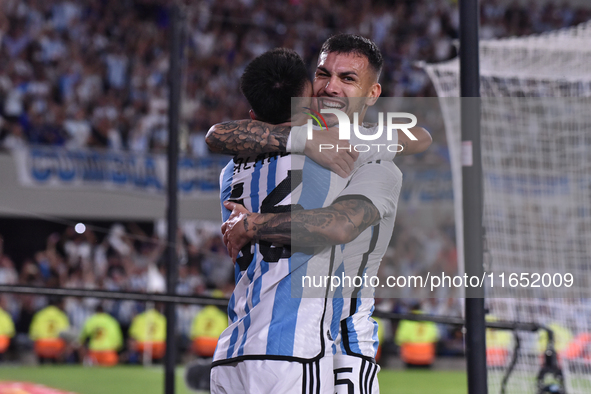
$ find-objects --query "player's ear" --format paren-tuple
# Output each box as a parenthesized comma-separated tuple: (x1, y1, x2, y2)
(249, 110, 258, 121)
(366, 83, 381, 106)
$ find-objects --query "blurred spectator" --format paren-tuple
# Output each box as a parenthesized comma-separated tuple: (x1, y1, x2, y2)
(190, 290, 227, 358)
(29, 297, 70, 363)
(538, 322, 573, 355)
(79, 304, 123, 366)
(0, 120, 27, 150)
(63, 107, 91, 149)
(0, 306, 15, 360)
(0, 255, 18, 286)
(564, 333, 591, 362)
(128, 305, 166, 362)
(486, 315, 513, 367)
(395, 303, 440, 367)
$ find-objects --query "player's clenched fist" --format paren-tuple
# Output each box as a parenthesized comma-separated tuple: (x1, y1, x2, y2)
(222, 201, 257, 263)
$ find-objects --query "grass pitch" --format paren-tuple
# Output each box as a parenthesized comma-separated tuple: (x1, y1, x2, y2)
(0, 365, 467, 393)
(379, 369, 467, 393)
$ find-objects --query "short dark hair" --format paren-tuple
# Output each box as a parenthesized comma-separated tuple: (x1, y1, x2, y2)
(320, 34, 383, 79)
(240, 48, 309, 124)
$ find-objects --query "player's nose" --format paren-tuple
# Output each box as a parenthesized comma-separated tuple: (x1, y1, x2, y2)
(323, 76, 342, 96)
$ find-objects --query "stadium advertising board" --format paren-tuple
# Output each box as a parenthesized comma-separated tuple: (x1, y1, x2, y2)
(12, 147, 229, 198)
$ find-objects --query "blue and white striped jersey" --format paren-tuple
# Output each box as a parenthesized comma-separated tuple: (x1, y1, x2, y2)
(214, 153, 348, 364)
(214, 128, 402, 365)
(326, 161, 402, 360)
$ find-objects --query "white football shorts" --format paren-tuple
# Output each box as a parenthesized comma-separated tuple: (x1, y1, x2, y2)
(211, 356, 334, 394)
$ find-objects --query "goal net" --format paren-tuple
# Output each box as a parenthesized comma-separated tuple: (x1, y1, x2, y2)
(425, 21, 591, 394)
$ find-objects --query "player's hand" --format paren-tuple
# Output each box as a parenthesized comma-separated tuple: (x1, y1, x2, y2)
(222, 201, 256, 263)
(303, 127, 359, 178)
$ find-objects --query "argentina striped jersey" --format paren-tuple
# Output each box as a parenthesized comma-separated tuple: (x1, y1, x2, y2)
(214, 126, 402, 364)
(326, 161, 402, 360)
(214, 153, 349, 364)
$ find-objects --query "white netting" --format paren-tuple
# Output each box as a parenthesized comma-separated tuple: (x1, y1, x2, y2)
(425, 20, 591, 394)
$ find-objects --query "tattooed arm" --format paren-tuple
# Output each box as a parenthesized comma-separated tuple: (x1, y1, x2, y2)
(206, 119, 358, 177)
(221, 198, 380, 262)
(206, 118, 431, 157)
(205, 120, 291, 156)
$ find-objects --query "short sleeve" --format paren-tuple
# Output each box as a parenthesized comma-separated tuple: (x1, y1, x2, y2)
(352, 124, 399, 167)
(287, 124, 308, 153)
(333, 161, 402, 220)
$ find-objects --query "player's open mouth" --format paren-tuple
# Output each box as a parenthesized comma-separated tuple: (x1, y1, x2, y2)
(320, 98, 346, 109)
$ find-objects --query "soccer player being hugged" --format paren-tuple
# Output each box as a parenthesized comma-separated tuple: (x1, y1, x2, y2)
(207, 35, 431, 393)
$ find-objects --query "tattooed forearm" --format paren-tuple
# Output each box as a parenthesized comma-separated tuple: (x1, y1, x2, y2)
(247, 198, 380, 247)
(205, 120, 291, 155)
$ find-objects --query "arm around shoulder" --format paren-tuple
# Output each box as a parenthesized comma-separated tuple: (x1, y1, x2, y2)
(205, 120, 291, 155)
(398, 127, 432, 156)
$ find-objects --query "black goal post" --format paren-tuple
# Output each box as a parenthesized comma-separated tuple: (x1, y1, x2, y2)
(459, 0, 487, 393)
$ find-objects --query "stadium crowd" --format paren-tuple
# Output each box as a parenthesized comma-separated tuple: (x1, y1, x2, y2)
(1, 0, 589, 155)
(0, 221, 234, 363)
(0, 0, 590, 365)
